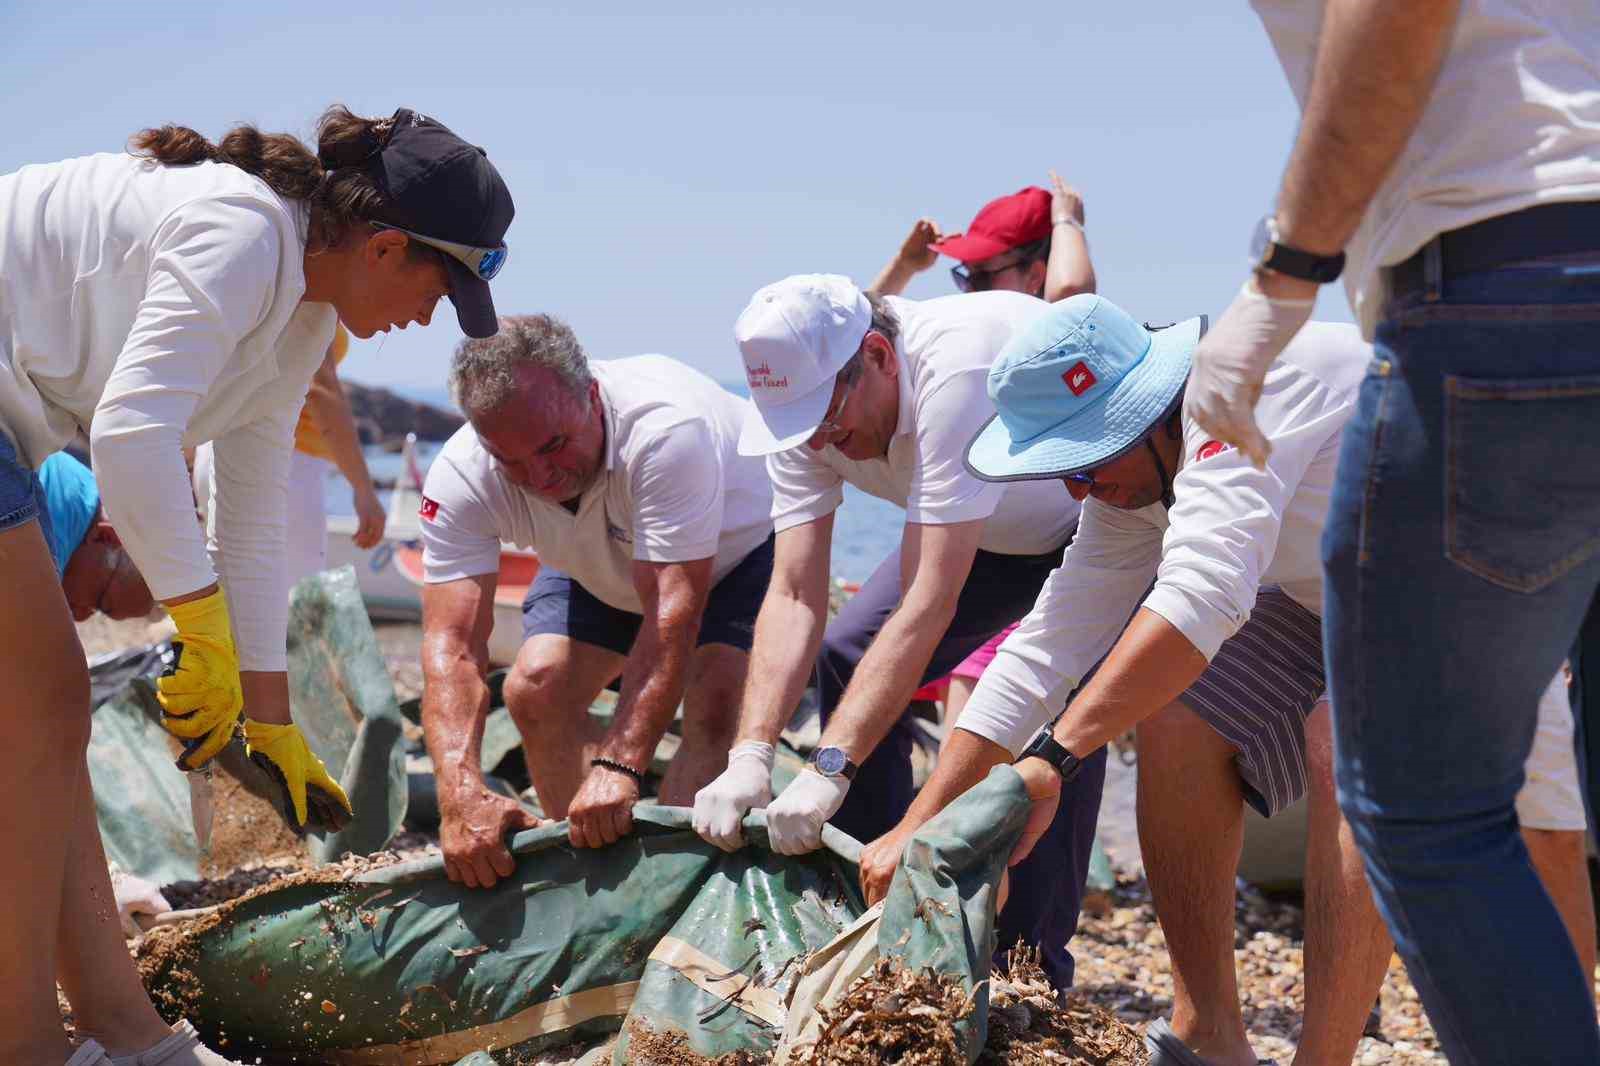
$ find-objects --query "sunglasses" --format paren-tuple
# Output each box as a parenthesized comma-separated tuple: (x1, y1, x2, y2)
(950, 238, 1050, 294)
(374, 223, 509, 280)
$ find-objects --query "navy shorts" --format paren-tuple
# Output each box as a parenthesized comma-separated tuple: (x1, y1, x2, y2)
(522, 534, 774, 656)
(0, 433, 52, 547)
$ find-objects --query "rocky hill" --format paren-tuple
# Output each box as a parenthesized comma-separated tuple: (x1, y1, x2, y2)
(343, 381, 463, 448)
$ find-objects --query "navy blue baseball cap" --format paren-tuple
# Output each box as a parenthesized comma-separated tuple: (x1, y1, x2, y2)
(367, 108, 514, 338)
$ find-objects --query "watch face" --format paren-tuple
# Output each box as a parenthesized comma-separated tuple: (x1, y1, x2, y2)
(814, 747, 848, 776)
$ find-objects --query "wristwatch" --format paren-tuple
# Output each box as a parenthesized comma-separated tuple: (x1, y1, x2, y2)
(1250, 215, 1345, 284)
(1015, 730, 1086, 783)
(809, 745, 858, 781)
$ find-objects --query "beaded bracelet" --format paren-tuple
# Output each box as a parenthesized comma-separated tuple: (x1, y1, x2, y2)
(591, 756, 645, 783)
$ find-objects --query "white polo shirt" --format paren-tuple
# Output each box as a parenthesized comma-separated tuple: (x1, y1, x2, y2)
(1253, 0, 1600, 338)
(766, 291, 1079, 557)
(958, 321, 1370, 754)
(0, 152, 336, 670)
(421, 355, 774, 613)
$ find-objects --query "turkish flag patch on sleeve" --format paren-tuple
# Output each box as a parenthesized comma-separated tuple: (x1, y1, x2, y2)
(419, 496, 440, 521)
(1196, 440, 1229, 461)
(1062, 361, 1097, 396)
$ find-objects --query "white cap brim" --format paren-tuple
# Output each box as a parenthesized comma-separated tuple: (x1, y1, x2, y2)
(737, 376, 835, 456)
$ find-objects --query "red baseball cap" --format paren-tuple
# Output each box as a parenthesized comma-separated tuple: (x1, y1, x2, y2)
(930, 186, 1052, 263)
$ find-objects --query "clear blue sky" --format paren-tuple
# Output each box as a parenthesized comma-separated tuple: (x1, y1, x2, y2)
(0, 1, 1350, 404)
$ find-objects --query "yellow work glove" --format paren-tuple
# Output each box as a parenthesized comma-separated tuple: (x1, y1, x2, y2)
(157, 588, 244, 770)
(243, 719, 354, 833)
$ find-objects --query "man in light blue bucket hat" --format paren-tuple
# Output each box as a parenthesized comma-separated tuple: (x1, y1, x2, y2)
(871, 291, 1393, 1066)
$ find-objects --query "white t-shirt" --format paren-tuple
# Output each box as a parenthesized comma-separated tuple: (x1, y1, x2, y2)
(1252, 0, 1600, 338)
(421, 355, 774, 613)
(958, 322, 1370, 755)
(0, 152, 336, 670)
(766, 291, 1079, 557)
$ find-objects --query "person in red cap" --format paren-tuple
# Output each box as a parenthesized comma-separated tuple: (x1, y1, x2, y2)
(868, 177, 1099, 736)
(869, 172, 1096, 303)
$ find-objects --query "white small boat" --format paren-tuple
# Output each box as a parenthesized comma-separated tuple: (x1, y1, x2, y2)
(328, 434, 538, 665)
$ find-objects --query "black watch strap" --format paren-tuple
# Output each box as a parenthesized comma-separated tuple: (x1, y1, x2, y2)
(1261, 242, 1345, 284)
(1254, 216, 1345, 284)
(1016, 731, 1086, 783)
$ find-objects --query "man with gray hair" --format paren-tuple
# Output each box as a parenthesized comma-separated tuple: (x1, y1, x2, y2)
(418, 314, 775, 886)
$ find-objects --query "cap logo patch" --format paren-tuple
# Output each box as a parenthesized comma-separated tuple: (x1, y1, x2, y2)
(1062, 361, 1097, 396)
(1196, 440, 1229, 461)
(745, 361, 789, 391)
(419, 496, 440, 521)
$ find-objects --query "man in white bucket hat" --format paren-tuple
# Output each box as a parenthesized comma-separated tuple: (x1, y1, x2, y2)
(692, 273, 1096, 995)
(868, 290, 1397, 1066)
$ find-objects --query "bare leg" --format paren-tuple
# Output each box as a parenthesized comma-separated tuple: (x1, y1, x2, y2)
(1137, 700, 1256, 1066)
(1522, 827, 1598, 997)
(56, 765, 172, 1054)
(503, 635, 624, 819)
(0, 520, 92, 1064)
(659, 643, 748, 806)
(1296, 701, 1395, 1066)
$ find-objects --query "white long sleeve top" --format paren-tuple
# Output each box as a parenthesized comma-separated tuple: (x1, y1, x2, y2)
(0, 153, 336, 669)
(957, 322, 1370, 755)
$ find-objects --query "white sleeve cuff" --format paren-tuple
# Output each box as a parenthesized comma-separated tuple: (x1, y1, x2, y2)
(956, 667, 1063, 757)
(1140, 582, 1239, 662)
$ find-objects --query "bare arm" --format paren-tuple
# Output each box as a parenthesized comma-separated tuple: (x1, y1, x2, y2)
(566, 556, 715, 847)
(816, 518, 985, 761)
(598, 557, 714, 770)
(1042, 171, 1097, 302)
(421, 574, 496, 794)
(1262, 0, 1460, 297)
(869, 218, 945, 297)
(1050, 608, 1208, 755)
(422, 574, 538, 887)
(304, 347, 386, 547)
(859, 724, 1014, 902)
(733, 515, 835, 745)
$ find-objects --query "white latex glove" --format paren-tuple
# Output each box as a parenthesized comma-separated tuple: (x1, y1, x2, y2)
(692, 741, 775, 852)
(766, 767, 851, 855)
(1184, 278, 1315, 469)
(110, 867, 171, 937)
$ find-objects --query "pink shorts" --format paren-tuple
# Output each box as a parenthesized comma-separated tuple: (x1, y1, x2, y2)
(950, 621, 1021, 680)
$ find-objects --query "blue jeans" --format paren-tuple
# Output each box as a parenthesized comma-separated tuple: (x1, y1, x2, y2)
(1323, 250, 1600, 1063)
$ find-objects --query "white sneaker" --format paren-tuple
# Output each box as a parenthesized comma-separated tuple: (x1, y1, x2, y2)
(105, 1022, 241, 1066)
(65, 1040, 112, 1066)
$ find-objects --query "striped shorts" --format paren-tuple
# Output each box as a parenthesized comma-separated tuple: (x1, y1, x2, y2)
(1180, 586, 1325, 818)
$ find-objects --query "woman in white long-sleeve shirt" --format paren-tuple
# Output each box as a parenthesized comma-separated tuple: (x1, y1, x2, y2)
(0, 106, 513, 1066)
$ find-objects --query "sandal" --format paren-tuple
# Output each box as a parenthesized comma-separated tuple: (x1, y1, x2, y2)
(1145, 1018, 1278, 1066)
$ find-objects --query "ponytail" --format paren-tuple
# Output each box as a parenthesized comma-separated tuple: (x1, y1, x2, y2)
(128, 106, 445, 259)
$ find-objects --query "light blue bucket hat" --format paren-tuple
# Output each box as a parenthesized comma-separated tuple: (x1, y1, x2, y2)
(964, 294, 1206, 482)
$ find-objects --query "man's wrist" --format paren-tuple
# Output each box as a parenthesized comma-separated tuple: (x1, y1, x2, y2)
(591, 756, 647, 786)
(1250, 268, 1321, 302)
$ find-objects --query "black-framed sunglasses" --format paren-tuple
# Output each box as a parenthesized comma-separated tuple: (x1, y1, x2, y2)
(950, 238, 1050, 293)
